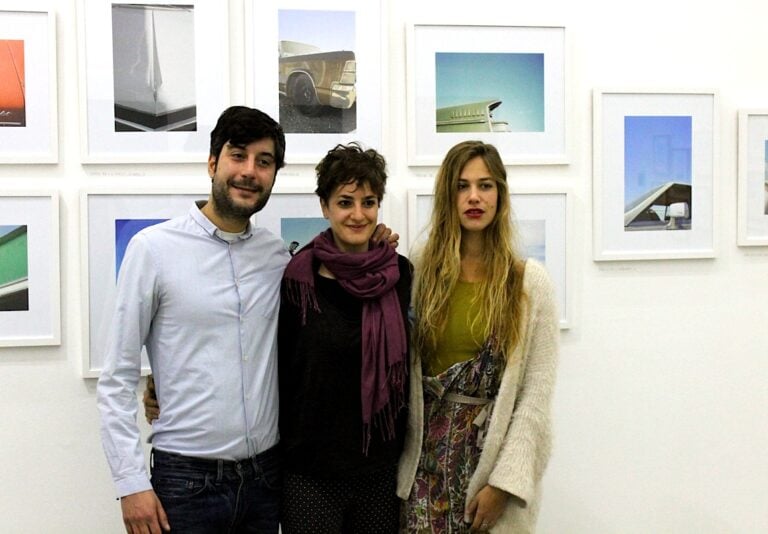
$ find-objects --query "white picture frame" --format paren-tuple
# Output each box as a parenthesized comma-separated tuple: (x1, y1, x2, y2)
(592, 89, 717, 261)
(0, 3, 58, 163)
(407, 188, 572, 328)
(406, 22, 567, 166)
(245, 0, 383, 164)
(737, 109, 768, 246)
(77, 0, 229, 163)
(80, 188, 208, 377)
(0, 191, 60, 347)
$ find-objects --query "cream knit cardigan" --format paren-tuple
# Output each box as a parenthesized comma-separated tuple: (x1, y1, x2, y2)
(397, 260, 560, 533)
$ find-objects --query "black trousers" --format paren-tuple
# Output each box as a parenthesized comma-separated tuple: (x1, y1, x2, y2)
(280, 464, 399, 534)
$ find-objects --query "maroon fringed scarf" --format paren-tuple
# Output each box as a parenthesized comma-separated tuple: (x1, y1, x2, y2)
(283, 229, 407, 453)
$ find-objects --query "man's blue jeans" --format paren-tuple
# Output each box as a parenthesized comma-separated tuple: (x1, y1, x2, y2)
(150, 446, 281, 534)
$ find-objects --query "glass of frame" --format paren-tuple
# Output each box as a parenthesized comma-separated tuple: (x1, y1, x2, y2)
(245, 0, 383, 164)
(407, 188, 572, 328)
(592, 89, 717, 261)
(0, 191, 60, 346)
(80, 188, 207, 377)
(0, 3, 57, 163)
(406, 22, 567, 166)
(254, 189, 327, 253)
(77, 0, 229, 163)
(737, 109, 768, 246)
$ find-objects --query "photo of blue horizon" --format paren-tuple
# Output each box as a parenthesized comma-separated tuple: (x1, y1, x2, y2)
(624, 115, 692, 207)
(518, 219, 546, 263)
(435, 52, 544, 132)
(278, 9, 354, 51)
(281, 217, 329, 253)
(115, 219, 167, 280)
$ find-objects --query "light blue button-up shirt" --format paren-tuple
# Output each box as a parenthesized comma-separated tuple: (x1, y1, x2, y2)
(97, 202, 290, 497)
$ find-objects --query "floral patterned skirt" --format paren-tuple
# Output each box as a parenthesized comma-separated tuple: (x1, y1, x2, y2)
(404, 342, 502, 533)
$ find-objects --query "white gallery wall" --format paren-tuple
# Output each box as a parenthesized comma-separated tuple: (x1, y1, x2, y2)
(0, 0, 766, 532)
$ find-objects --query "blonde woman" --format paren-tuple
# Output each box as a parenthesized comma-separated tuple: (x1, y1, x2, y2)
(398, 141, 559, 533)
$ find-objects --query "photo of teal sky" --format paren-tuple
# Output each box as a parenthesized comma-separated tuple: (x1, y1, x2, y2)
(435, 52, 544, 132)
(624, 116, 692, 207)
(115, 219, 167, 280)
(278, 9, 354, 51)
(281, 217, 329, 252)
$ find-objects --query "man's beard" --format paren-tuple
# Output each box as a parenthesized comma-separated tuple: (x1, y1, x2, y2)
(210, 178, 272, 220)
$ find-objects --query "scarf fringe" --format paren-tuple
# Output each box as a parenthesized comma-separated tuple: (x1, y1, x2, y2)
(284, 278, 320, 325)
(362, 357, 407, 456)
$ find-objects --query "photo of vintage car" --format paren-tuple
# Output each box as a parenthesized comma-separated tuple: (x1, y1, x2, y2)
(434, 52, 545, 134)
(624, 182, 692, 231)
(278, 39, 356, 117)
(435, 99, 510, 133)
(111, 4, 197, 132)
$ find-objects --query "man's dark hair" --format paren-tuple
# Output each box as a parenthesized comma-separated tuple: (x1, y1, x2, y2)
(315, 142, 388, 203)
(209, 106, 286, 169)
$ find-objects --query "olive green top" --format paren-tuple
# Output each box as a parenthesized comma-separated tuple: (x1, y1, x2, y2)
(428, 280, 485, 376)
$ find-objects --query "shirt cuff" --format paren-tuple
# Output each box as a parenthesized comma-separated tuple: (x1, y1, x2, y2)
(115, 474, 153, 499)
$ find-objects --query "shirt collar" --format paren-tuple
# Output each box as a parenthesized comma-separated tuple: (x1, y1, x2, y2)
(191, 200, 254, 241)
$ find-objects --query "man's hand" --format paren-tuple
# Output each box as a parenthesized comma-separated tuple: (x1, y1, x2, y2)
(120, 489, 170, 534)
(464, 484, 511, 532)
(372, 223, 399, 249)
(143, 375, 160, 424)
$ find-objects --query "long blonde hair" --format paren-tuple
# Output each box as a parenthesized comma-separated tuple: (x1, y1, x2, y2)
(412, 141, 526, 363)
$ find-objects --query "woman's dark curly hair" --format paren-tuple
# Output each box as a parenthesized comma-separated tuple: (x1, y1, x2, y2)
(315, 142, 387, 202)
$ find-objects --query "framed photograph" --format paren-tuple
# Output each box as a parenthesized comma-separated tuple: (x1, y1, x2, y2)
(245, 0, 383, 163)
(592, 90, 717, 261)
(80, 188, 207, 377)
(406, 22, 567, 166)
(0, 191, 60, 347)
(255, 189, 327, 253)
(407, 188, 572, 328)
(0, 3, 57, 163)
(77, 0, 229, 163)
(737, 109, 768, 246)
